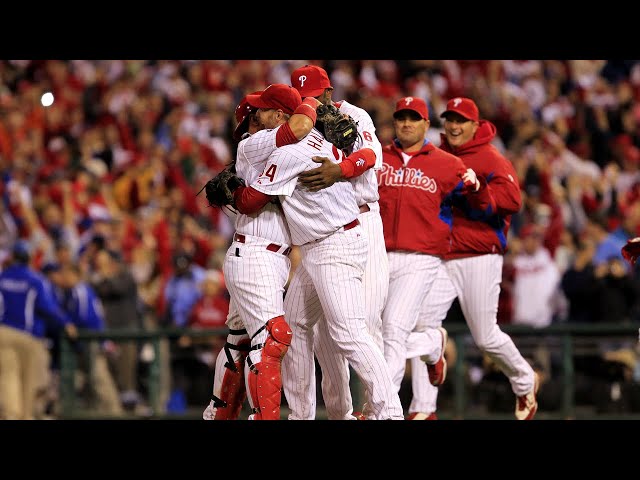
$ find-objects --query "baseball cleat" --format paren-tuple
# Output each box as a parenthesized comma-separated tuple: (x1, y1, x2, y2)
(515, 372, 540, 420)
(426, 327, 448, 386)
(406, 412, 438, 420)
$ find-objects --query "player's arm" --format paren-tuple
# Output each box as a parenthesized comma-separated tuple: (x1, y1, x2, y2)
(233, 186, 274, 214)
(482, 160, 523, 215)
(349, 108, 383, 169)
(298, 106, 381, 191)
(298, 148, 377, 192)
(240, 98, 322, 170)
(276, 97, 322, 146)
(459, 166, 521, 217)
(235, 149, 302, 214)
(460, 170, 496, 214)
(453, 160, 497, 214)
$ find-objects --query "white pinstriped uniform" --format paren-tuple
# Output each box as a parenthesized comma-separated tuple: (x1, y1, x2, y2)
(311, 101, 390, 419)
(383, 251, 445, 391)
(253, 128, 403, 420)
(407, 263, 453, 414)
(222, 126, 292, 357)
(409, 254, 537, 414)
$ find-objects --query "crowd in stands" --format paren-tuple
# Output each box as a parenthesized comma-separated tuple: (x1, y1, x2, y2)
(1, 60, 640, 418)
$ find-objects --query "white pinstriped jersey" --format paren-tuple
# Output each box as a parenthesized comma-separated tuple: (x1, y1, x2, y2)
(251, 128, 359, 245)
(338, 100, 382, 206)
(234, 125, 291, 246)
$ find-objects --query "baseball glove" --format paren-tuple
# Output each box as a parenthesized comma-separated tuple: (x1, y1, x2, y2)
(200, 168, 246, 208)
(316, 104, 359, 151)
(622, 237, 640, 267)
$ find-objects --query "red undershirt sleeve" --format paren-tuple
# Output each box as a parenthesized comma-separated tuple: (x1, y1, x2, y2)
(339, 148, 376, 179)
(233, 186, 274, 214)
(275, 122, 297, 147)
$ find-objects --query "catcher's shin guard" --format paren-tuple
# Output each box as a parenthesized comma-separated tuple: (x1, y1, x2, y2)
(210, 329, 250, 420)
(245, 316, 292, 420)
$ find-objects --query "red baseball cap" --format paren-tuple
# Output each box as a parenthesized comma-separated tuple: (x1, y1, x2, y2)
(233, 90, 262, 142)
(440, 97, 479, 122)
(291, 65, 332, 98)
(246, 84, 302, 115)
(393, 96, 429, 120)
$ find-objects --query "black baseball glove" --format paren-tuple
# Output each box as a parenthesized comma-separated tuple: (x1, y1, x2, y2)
(316, 104, 359, 151)
(200, 168, 246, 208)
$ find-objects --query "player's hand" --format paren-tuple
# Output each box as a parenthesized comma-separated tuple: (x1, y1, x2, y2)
(298, 156, 343, 192)
(64, 323, 78, 340)
(461, 168, 480, 192)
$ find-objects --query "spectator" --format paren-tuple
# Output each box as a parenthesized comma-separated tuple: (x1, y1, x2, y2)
(512, 224, 562, 328)
(90, 248, 142, 411)
(59, 263, 123, 415)
(161, 249, 206, 410)
(0, 241, 77, 419)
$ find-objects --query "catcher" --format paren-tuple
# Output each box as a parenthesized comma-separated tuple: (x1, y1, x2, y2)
(201, 84, 362, 420)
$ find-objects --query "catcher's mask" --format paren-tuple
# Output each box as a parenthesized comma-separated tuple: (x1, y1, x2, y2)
(233, 90, 262, 142)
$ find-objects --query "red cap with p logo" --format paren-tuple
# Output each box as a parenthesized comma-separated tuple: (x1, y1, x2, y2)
(393, 96, 429, 120)
(440, 97, 479, 122)
(291, 65, 333, 98)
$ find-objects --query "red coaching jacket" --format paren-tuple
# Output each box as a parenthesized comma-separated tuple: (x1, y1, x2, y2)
(378, 140, 493, 257)
(439, 120, 522, 259)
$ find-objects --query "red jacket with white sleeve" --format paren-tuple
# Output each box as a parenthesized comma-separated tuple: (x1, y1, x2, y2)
(439, 120, 522, 259)
(378, 140, 482, 257)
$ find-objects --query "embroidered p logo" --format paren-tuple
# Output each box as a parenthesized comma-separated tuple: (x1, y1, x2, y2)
(299, 75, 307, 87)
(405, 97, 414, 106)
(453, 98, 462, 107)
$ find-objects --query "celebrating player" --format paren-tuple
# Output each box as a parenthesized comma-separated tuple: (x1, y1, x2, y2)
(233, 97, 404, 420)
(409, 97, 539, 420)
(378, 96, 492, 405)
(203, 84, 321, 420)
(286, 64, 387, 420)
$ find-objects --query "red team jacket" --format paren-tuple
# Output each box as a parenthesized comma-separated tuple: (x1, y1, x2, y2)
(439, 120, 522, 259)
(378, 140, 492, 257)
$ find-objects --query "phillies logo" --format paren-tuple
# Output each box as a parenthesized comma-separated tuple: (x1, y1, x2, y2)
(377, 164, 437, 193)
(404, 97, 414, 106)
(453, 98, 462, 107)
(298, 75, 307, 87)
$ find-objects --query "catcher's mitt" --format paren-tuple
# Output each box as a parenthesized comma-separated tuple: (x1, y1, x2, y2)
(199, 168, 246, 208)
(622, 237, 640, 267)
(316, 104, 359, 151)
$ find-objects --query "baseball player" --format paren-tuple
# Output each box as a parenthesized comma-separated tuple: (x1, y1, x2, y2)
(285, 64, 386, 420)
(232, 106, 404, 420)
(203, 84, 322, 420)
(408, 97, 539, 420)
(378, 96, 493, 403)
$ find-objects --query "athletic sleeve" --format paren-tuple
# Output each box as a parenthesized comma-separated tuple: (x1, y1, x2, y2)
(237, 127, 279, 170)
(484, 156, 522, 215)
(251, 148, 307, 197)
(342, 104, 384, 170)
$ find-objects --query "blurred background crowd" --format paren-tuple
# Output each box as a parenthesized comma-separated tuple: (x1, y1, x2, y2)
(1, 59, 640, 419)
